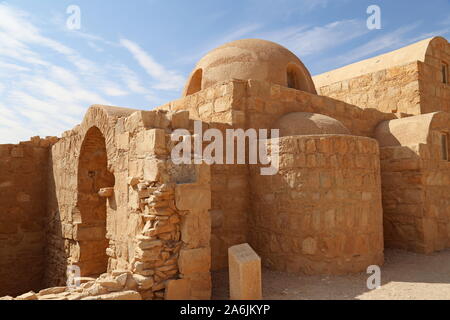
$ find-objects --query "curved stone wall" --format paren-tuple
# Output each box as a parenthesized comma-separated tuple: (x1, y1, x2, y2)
(249, 135, 384, 275)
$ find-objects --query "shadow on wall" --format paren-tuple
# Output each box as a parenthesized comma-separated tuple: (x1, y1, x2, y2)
(42, 148, 68, 288)
(0, 141, 52, 296)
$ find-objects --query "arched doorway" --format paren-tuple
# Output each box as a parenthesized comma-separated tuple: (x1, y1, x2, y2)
(75, 126, 114, 277)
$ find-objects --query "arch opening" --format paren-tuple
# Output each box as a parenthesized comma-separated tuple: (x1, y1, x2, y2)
(76, 126, 114, 277)
(286, 63, 310, 92)
(185, 69, 203, 96)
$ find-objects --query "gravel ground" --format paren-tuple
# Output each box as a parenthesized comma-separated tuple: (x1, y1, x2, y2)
(212, 249, 450, 300)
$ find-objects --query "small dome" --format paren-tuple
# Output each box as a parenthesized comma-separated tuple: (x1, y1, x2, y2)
(183, 39, 316, 96)
(273, 112, 350, 137)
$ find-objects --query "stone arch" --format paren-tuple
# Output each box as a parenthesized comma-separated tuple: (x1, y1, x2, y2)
(184, 68, 203, 96)
(286, 63, 314, 92)
(75, 126, 115, 277)
(72, 105, 136, 277)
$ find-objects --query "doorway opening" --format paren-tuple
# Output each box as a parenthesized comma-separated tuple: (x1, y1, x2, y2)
(76, 126, 114, 277)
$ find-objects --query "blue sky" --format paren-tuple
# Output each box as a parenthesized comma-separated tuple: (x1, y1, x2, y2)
(0, 0, 449, 143)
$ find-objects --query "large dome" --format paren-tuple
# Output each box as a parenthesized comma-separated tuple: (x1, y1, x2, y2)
(273, 112, 350, 137)
(183, 39, 317, 96)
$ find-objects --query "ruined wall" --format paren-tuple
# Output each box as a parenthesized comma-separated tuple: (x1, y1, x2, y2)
(156, 79, 393, 270)
(315, 62, 421, 115)
(249, 135, 384, 275)
(157, 82, 250, 271)
(43, 105, 211, 300)
(44, 106, 130, 287)
(0, 137, 55, 296)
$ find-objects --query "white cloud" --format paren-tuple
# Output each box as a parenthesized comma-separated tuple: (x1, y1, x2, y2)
(174, 23, 264, 66)
(260, 19, 369, 57)
(0, 4, 126, 143)
(302, 0, 329, 11)
(114, 65, 152, 95)
(0, 3, 189, 143)
(327, 23, 422, 66)
(120, 38, 184, 91)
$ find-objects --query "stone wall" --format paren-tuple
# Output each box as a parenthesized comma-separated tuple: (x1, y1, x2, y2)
(380, 145, 425, 252)
(381, 132, 450, 253)
(315, 62, 421, 115)
(249, 135, 384, 275)
(157, 82, 250, 271)
(422, 130, 450, 252)
(315, 37, 450, 117)
(378, 111, 450, 254)
(156, 79, 393, 270)
(0, 137, 56, 296)
(42, 105, 211, 300)
(419, 37, 450, 114)
(241, 80, 395, 138)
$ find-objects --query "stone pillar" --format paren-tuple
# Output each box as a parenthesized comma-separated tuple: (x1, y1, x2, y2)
(228, 243, 262, 300)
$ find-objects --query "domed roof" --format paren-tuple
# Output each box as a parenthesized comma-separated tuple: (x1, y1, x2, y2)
(183, 39, 316, 96)
(273, 112, 350, 137)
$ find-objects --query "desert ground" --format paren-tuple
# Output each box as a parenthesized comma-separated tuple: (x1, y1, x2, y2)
(212, 249, 450, 300)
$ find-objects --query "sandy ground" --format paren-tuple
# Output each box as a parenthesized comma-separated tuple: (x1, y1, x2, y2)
(212, 249, 450, 300)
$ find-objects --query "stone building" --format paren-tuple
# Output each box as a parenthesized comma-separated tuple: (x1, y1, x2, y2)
(0, 36, 449, 300)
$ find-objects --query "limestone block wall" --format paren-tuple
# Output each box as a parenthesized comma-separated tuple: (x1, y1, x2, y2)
(315, 37, 450, 116)
(381, 134, 450, 254)
(42, 104, 211, 300)
(315, 62, 421, 115)
(249, 135, 384, 275)
(157, 81, 250, 271)
(0, 137, 56, 296)
(379, 145, 426, 252)
(422, 131, 450, 252)
(377, 111, 450, 254)
(44, 106, 137, 286)
(241, 80, 394, 138)
(419, 37, 450, 114)
(156, 79, 392, 270)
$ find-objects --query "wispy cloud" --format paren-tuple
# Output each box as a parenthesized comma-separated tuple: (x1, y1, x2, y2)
(0, 4, 140, 142)
(175, 23, 263, 65)
(323, 23, 434, 68)
(260, 19, 369, 57)
(120, 38, 184, 91)
(0, 3, 184, 143)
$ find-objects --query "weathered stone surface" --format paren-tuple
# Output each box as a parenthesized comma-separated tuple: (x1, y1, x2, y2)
(165, 279, 191, 300)
(97, 291, 142, 300)
(228, 244, 262, 300)
(179, 248, 211, 274)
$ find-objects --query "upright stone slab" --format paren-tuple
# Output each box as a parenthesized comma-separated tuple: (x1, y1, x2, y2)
(228, 243, 262, 300)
